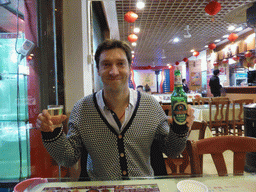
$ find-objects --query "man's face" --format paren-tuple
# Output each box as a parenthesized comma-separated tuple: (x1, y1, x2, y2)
(98, 48, 130, 92)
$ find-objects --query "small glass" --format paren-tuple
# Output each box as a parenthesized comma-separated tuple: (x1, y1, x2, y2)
(47, 105, 63, 128)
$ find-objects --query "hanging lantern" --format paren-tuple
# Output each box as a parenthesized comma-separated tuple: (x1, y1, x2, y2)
(124, 11, 138, 23)
(128, 34, 138, 43)
(208, 43, 216, 50)
(183, 57, 188, 62)
(228, 33, 238, 42)
(27, 55, 33, 60)
(175, 61, 179, 65)
(213, 62, 219, 69)
(232, 55, 240, 61)
(245, 51, 253, 58)
(193, 51, 200, 57)
(205, 1, 221, 22)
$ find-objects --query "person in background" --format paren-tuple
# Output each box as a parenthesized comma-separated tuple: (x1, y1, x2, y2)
(144, 84, 151, 94)
(182, 79, 189, 93)
(36, 39, 195, 181)
(136, 85, 144, 92)
(209, 69, 222, 97)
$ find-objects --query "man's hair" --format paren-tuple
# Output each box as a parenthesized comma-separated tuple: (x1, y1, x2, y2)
(95, 39, 132, 70)
(137, 85, 143, 89)
(182, 79, 186, 83)
(213, 69, 220, 76)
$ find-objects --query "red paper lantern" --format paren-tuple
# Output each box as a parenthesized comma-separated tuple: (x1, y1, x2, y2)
(193, 51, 200, 57)
(245, 51, 253, 58)
(128, 34, 138, 42)
(205, 1, 221, 16)
(27, 55, 33, 60)
(228, 33, 238, 42)
(222, 59, 228, 64)
(208, 43, 216, 50)
(213, 62, 219, 66)
(183, 57, 188, 62)
(232, 55, 240, 61)
(124, 11, 138, 23)
(175, 61, 179, 65)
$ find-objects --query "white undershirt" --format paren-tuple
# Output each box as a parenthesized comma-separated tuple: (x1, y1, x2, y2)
(96, 88, 137, 133)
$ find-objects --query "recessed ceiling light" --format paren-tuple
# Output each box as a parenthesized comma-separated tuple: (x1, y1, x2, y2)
(136, 1, 145, 9)
(205, 45, 208, 48)
(134, 28, 140, 33)
(223, 34, 229, 38)
(235, 27, 243, 32)
(173, 38, 179, 42)
(190, 49, 194, 52)
(214, 39, 221, 42)
(132, 42, 137, 46)
(131, 51, 135, 54)
(228, 26, 235, 31)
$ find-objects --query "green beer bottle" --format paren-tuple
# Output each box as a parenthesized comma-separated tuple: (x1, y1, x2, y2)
(171, 69, 188, 135)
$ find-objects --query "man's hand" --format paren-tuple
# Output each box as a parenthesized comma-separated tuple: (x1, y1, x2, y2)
(167, 104, 195, 132)
(36, 109, 67, 132)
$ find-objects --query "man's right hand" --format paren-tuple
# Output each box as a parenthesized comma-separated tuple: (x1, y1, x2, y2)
(36, 109, 67, 132)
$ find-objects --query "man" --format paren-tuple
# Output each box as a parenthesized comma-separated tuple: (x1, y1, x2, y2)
(37, 39, 195, 181)
(182, 79, 189, 93)
(136, 85, 144, 92)
(209, 69, 222, 97)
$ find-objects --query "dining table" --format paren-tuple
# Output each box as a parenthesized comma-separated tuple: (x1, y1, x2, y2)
(22, 173, 256, 192)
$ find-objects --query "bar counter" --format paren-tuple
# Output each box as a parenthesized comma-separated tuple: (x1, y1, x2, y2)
(223, 86, 256, 101)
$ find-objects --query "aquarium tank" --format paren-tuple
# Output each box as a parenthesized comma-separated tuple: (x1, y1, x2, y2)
(0, 33, 30, 180)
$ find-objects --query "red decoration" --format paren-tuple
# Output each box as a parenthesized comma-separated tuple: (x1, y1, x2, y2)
(245, 51, 253, 58)
(205, 1, 221, 16)
(193, 51, 200, 57)
(208, 43, 216, 50)
(213, 62, 219, 66)
(124, 11, 138, 23)
(232, 55, 240, 61)
(183, 57, 188, 62)
(128, 34, 138, 42)
(27, 55, 33, 60)
(228, 33, 238, 42)
(222, 59, 228, 64)
(175, 61, 179, 65)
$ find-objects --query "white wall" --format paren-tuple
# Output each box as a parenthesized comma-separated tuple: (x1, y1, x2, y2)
(63, 0, 93, 113)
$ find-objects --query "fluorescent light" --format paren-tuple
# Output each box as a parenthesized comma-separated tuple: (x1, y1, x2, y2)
(235, 27, 243, 32)
(173, 38, 179, 42)
(136, 1, 145, 9)
(134, 28, 140, 33)
(228, 26, 235, 31)
(214, 39, 221, 42)
(132, 42, 137, 46)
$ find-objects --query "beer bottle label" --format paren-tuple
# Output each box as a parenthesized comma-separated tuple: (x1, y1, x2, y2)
(174, 74, 182, 86)
(172, 101, 187, 125)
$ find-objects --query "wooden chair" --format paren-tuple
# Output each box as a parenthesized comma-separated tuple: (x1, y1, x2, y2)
(210, 97, 230, 102)
(189, 136, 256, 176)
(229, 99, 254, 136)
(209, 98, 231, 136)
(165, 121, 207, 175)
(192, 97, 210, 105)
(161, 104, 172, 116)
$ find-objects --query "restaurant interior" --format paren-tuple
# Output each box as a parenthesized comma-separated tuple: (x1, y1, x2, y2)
(1, 0, 256, 191)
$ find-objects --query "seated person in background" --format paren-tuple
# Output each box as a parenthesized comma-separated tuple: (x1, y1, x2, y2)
(144, 84, 151, 94)
(182, 79, 189, 93)
(136, 85, 144, 92)
(36, 39, 195, 181)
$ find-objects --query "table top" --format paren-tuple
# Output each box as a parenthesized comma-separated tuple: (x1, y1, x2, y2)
(24, 174, 256, 192)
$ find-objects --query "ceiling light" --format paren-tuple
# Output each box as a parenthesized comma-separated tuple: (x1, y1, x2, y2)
(134, 28, 140, 33)
(205, 45, 208, 48)
(235, 27, 243, 32)
(223, 34, 229, 38)
(132, 42, 137, 46)
(136, 1, 145, 9)
(0, 0, 10, 5)
(228, 26, 235, 31)
(214, 39, 221, 42)
(173, 38, 179, 42)
(131, 51, 135, 54)
(190, 49, 194, 52)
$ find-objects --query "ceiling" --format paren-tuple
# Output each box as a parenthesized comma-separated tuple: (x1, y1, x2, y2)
(114, 0, 256, 67)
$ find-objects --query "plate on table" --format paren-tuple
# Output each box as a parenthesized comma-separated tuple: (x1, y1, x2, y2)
(177, 180, 208, 192)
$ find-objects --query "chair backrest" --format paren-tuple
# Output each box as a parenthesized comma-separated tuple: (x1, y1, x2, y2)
(209, 99, 231, 135)
(161, 104, 172, 116)
(191, 121, 207, 140)
(232, 99, 254, 123)
(189, 136, 256, 176)
(210, 97, 230, 102)
(192, 97, 210, 105)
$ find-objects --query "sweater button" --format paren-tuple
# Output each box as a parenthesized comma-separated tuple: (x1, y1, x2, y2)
(120, 153, 124, 157)
(122, 171, 127, 175)
(118, 135, 122, 139)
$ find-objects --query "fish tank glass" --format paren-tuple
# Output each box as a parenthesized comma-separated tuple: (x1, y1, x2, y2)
(0, 33, 30, 179)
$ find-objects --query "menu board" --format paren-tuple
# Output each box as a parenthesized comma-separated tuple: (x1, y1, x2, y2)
(41, 183, 160, 192)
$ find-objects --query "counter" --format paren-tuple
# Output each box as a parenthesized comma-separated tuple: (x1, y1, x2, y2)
(223, 86, 256, 102)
